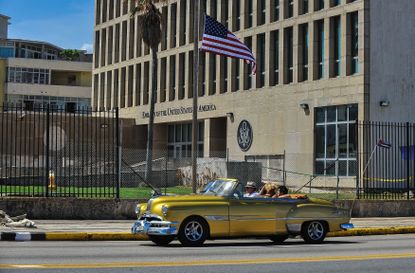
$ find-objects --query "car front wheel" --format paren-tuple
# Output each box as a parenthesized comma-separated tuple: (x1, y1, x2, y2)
(301, 221, 327, 244)
(178, 217, 208, 247)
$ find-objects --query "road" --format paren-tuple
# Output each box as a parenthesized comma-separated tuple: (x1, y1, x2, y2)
(1, 234, 415, 273)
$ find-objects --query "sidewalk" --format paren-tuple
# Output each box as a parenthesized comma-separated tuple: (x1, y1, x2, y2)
(1, 218, 415, 241)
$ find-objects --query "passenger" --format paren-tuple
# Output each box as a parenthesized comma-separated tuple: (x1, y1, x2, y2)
(243, 181, 260, 198)
(272, 185, 289, 198)
(259, 182, 277, 197)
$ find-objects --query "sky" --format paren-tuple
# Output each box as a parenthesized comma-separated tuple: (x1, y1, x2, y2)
(0, 0, 94, 52)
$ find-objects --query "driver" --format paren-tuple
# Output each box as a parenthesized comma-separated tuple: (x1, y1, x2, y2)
(243, 181, 260, 197)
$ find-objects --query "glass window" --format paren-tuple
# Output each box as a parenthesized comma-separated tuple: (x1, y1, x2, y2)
(314, 104, 358, 176)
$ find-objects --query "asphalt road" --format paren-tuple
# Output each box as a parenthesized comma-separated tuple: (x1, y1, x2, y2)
(1, 234, 415, 273)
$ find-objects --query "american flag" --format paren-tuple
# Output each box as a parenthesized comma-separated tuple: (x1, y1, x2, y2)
(201, 15, 256, 75)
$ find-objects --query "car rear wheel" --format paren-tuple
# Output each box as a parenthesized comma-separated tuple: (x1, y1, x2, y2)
(178, 217, 208, 247)
(148, 235, 175, 246)
(269, 235, 289, 244)
(301, 221, 327, 244)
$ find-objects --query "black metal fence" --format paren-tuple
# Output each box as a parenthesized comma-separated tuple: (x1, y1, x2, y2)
(0, 104, 119, 198)
(357, 121, 415, 199)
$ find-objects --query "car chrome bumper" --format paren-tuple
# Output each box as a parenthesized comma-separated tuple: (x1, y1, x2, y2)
(340, 223, 354, 230)
(131, 220, 178, 236)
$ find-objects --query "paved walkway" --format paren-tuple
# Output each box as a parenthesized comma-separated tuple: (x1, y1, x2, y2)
(1, 217, 415, 233)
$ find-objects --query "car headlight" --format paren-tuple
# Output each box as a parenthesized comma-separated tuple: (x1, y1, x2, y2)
(135, 204, 141, 215)
(161, 205, 169, 216)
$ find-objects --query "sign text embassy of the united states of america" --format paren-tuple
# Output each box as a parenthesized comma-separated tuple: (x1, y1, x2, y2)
(142, 104, 216, 118)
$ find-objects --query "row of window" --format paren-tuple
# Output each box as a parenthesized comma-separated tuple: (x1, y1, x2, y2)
(6, 95, 91, 112)
(7, 67, 50, 85)
(94, 0, 360, 69)
(93, 11, 359, 109)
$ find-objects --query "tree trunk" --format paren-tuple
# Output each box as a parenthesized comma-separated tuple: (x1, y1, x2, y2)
(145, 46, 158, 185)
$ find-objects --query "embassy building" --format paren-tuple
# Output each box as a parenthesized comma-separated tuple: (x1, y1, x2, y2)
(93, 0, 415, 188)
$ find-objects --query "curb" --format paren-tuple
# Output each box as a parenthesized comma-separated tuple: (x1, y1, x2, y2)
(1, 227, 415, 241)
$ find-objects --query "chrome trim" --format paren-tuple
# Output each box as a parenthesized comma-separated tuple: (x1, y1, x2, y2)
(131, 220, 178, 236)
(340, 223, 354, 230)
(287, 224, 302, 233)
(205, 215, 228, 221)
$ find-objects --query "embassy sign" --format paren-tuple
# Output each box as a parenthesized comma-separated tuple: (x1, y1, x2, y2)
(237, 120, 253, 152)
(142, 104, 217, 118)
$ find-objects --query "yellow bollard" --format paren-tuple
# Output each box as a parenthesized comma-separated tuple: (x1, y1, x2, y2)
(48, 170, 56, 190)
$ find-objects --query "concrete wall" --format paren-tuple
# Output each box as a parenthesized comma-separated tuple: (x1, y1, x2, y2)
(369, 0, 415, 122)
(1, 198, 415, 219)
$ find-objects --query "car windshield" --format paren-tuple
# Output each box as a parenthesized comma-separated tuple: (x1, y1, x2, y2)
(200, 180, 236, 196)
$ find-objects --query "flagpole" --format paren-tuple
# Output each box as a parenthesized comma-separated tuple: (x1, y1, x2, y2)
(192, 0, 200, 193)
(362, 144, 377, 178)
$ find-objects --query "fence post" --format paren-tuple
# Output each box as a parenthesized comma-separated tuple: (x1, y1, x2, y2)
(45, 104, 50, 197)
(115, 108, 121, 199)
(407, 122, 410, 200)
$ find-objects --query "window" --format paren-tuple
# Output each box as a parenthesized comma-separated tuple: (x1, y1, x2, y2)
(167, 122, 204, 158)
(257, 33, 265, 88)
(169, 56, 176, 101)
(330, 0, 340, 7)
(231, 58, 240, 92)
(270, 30, 279, 86)
(179, 53, 185, 99)
(300, 0, 309, 15)
(299, 23, 309, 82)
(7, 67, 50, 85)
(245, 0, 253, 28)
(284, 27, 293, 84)
(170, 3, 177, 48)
(135, 64, 141, 105)
(314, 20, 324, 80)
(68, 75, 77, 86)
(180, 0, 186, 46)
(221, 1, 229, 27)
(209, 55, 216, 95)
(258, 0, 266, 25)
(330, 16, 341, 77)
(271, 0, 280, 22)
(244, 37, 253, 90)
(233, 0, 241, 31)
(220, 57, 228, 93)
(315, 105, 358, 176)
(349, 12, 359, 75)
(314, 0, 324, 11)
(285, 0, 294, 19)
(160, 58, 167, 102)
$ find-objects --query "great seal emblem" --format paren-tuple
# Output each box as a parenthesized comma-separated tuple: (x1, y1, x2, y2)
(237, 120, 253, 152)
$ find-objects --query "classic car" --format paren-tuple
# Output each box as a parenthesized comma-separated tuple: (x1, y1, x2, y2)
(131, 178, 353, 246)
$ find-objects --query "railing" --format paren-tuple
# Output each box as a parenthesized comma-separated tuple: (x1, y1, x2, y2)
(0, 103, 119, 198)
(357, 121, 415, 199)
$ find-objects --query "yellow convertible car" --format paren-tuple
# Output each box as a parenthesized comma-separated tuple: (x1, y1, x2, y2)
(131, 178, 353, 246)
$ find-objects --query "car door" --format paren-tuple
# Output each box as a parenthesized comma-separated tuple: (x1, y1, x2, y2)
(228, 197, 278, 236)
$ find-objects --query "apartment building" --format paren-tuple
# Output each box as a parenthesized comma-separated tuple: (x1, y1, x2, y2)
(0, 15, 92, 111)
(93, 0, 415, 184)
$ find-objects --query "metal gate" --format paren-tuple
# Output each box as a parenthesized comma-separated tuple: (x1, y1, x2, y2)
(0, 104, 120, 198)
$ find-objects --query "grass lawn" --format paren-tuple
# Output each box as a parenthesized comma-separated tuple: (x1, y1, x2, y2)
(1, 186, 410, 200)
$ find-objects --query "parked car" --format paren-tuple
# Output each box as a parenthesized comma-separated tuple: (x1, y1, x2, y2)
(131, 178, 353, 246)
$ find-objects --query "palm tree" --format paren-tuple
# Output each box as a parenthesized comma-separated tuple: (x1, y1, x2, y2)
(129, 0, 165, 185)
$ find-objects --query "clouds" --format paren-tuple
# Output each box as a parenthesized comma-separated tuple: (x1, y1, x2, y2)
(81, 43, 93, 53)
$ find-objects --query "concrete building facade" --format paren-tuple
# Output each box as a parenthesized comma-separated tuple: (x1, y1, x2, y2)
(0, 15, 93, 111)
(92, 0, 415, 186)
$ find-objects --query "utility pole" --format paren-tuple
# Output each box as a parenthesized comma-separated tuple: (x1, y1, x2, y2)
(192, 0, 200, 193)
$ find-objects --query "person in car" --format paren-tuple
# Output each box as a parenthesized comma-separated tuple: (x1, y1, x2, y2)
(259, 182, 277, 197)
(272, 185, 289, 198)
(243, 181, 260, 197)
